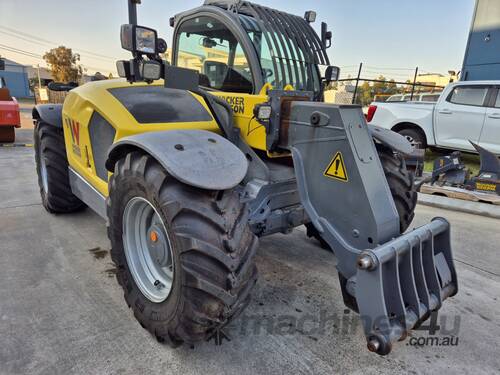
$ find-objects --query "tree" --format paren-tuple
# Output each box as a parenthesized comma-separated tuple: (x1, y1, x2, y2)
(43, 46, 82, 83)
(358, 81, 372, 106)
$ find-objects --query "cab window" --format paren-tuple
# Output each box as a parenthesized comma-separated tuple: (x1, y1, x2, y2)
(493, 90, 500, 108)
(447, 86, 488, 106)
(175, 16, 254, 94)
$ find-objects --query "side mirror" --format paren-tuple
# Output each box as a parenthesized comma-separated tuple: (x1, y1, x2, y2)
(201, 37, 218, 49)
(324, 66, 340, 83)
(47, 81, 78, 92)
(121, 24, 158, 55)
(0, 59, 5, 71)
(321, 22, 332, 49)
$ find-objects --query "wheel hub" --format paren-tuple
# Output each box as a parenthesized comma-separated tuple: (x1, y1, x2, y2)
(122, 197, 174, 303)
(147, 225, 170, 266)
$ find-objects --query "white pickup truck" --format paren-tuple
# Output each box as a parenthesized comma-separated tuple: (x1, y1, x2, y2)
(367, 81, 500, 154)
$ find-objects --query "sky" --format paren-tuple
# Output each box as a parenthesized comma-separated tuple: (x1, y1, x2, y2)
(0, 0, 476, 80)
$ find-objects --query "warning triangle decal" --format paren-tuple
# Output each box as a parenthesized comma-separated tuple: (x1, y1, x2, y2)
(324, 152, 348, 182)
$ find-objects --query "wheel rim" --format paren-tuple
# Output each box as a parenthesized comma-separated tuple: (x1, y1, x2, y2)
(404, 135, 421, 149)
(122, 197, 174, 303)
(40, 155, 49, 193)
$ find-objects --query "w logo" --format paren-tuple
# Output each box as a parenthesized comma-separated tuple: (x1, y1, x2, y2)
(65, 118, 80, 146)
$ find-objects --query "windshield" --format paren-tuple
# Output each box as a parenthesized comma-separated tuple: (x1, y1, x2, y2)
(239, 14, 321, 93)
(175, 16, 254, 94)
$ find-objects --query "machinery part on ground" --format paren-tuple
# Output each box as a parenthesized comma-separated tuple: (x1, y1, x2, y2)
(107, 152, 258, 345)
(306, 143, 418, 245)
(397, 127, 426, 149)
(0, 126, 15, 143)
(431, 151, 468, 186)
(466, 141, 500, 195)
(34, 122, 85, 213)
(429, 143, 499, 195)
(32, 104, 63, 129)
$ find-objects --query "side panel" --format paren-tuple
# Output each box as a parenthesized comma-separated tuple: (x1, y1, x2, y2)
(62, 80, 221, 197)
(214, 91, 268, 151)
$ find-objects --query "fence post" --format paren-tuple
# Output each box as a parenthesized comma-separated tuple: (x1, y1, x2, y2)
(410, 67, 418, 100)
(352, 62, 362, 104)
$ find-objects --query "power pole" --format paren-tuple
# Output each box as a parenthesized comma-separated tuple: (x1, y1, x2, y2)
(37, 64, 42, 88)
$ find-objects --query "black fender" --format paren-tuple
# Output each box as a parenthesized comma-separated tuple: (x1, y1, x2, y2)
(32, 104, 63, 128)
(368, 124, 413, 156)
(106, 129, 248, 191)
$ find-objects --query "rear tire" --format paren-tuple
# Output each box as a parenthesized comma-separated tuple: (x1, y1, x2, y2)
(34, 122, 85, 213)
(0, 126, 15, 143)
(306, 144, 417, 246)
(107, 152, 258, 346)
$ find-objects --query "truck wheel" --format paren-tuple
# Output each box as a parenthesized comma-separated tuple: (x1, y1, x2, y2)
(306, 144, 417, 246)
(107, 152, 258, 346)
(398, 128, 426, 149)
(34, 122, 85, 213)
(0, 126, 15, 143)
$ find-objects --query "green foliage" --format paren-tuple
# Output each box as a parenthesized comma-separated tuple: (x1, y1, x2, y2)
(355, 75, 400, 106)
(43, 46, 82, 83)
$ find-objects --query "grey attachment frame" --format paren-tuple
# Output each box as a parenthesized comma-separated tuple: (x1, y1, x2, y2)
(106, 129, 248, 191)
(278, 99, 458, 355)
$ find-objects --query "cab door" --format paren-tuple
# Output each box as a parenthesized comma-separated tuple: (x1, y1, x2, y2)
(434, 84, 489, 151)
(480, 87, 500, 154)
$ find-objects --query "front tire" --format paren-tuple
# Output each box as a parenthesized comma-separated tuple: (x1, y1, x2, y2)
(377, 144, 417, 232)
(107, 152, 258, 346)
(34, 122, 85, 213)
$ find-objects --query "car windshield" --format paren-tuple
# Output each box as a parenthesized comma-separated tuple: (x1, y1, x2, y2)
(239, 14, 321, 93)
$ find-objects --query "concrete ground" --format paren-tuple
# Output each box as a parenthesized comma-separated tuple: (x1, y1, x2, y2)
(1, 130, 499, 375)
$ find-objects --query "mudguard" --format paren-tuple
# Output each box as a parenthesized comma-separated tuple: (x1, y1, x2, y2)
(32, 104, 63, 128)
(106, 129, 248, 191)
(368, 124, 413, 156)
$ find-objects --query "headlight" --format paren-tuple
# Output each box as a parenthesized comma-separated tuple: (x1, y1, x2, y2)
(140, 60, 162, 81)
(256, 104, 272, 121)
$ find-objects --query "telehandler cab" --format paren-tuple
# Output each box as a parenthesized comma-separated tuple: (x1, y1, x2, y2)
(33, 0, 457, 355)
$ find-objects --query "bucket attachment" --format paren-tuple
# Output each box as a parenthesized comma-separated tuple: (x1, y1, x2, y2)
(276, 95, 458, 354)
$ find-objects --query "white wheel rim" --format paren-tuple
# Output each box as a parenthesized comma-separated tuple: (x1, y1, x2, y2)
(122, 197, 174, 303)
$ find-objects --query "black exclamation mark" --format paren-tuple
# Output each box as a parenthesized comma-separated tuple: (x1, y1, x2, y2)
(334, 159, 340, 175)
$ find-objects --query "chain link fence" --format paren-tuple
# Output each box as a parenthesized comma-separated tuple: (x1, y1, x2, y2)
(325, 63, 449, 107)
